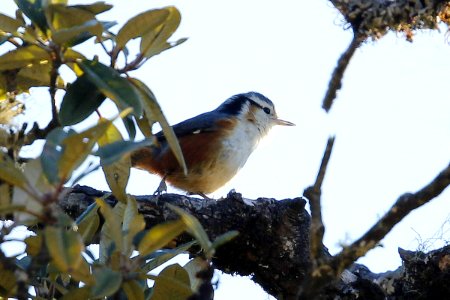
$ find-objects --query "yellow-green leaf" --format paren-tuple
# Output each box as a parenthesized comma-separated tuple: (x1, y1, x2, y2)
(0, 45, 50, 71)
(58, 117, 121, 182)
(115, 8, 169, 49)
(52, 19, 103, 46)
(140, 7, 183, 59)
(70, 257, 94, 284)
(73, 2, 113, 15)
(0, 151, 28, 189)
(25, 234, 42, 256)
(46, 4, 103, 46)
(98, 119, 130, 203)
(138, 219, 186, 257)
(168, 205, 212, 256)
(122, 280, 145, 300)
(150, 264, 192, 300)
(97, 198, 124, 263)
(122, 196, 145, 256)
(130, 78, 187, 175)
(0, 13, 23, 33)
(45, 226, 85, 273)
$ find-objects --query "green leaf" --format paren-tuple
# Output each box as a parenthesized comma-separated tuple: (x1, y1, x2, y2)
(150, 264, 192, 300)
(14, 0, 48, 32)
(78, 59, 143, 116)
(168, 205, 212, 256)
(76, 202, 100, 244)
(138, 219, 186, 257)
(91, 267, 122, 298)
(140, 7, 184, 59)
(41, 128, 73, 184)
(97, 198, 124, 263)
(45, 226, 84, 273)
(115, 8, 170, 49)
(122, 280, 145, 300)
(0, 45, 50, 71)
(140, 241, 195, 273)
(0, 13, 24, 33)
(0, 150, 30, 190)
(60, 74, 105, 126)
(130, 78, 187, 175)
(123, 114, 137, 140)
(95, 139, 154, 166)
(122, 196, 145, 256)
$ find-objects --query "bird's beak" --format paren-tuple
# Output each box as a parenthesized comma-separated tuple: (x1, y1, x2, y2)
(273, 118, 295, 126)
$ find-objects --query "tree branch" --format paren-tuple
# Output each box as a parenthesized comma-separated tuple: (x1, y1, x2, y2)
(304, 136, 335, 261)
(322, 36, 362, 112)
(61, 186, 311, 299)
(299, 161, 450, 298)
(332, 161, 450, 274)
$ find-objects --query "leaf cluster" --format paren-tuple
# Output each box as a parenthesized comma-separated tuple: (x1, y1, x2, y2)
(0, 1, 233, 299)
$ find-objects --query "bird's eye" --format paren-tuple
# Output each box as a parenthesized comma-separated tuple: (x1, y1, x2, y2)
(263, 107, 271, 114)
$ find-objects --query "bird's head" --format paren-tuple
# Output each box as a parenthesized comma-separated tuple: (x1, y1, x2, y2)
(217, 92, 294, 135)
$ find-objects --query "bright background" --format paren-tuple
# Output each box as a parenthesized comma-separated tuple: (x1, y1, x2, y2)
(2, 1, 450, 299)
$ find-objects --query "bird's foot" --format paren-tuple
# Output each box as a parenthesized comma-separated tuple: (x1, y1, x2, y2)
(153, 178, 168, 197)
(187, 191, 212, 200)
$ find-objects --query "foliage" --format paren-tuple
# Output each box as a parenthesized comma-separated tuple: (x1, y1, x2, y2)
(0, 1, 231, 299)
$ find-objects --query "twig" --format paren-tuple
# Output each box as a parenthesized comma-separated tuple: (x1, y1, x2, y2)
(331, 161, 450, 274)
(22, 121, 59, 146)
(48, 43, 62, 127)
(304, 136, 335, 261)
(322, 34, 363, 112)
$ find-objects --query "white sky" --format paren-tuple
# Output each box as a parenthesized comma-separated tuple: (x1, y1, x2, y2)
(2, 1, 450, 299)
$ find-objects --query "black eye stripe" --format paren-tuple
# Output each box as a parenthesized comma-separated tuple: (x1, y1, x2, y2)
(247, 99, 271, 114)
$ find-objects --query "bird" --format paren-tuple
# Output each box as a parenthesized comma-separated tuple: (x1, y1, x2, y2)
(131, 92, 294, 196)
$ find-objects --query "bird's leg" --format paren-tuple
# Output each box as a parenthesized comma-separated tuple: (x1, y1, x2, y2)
(153, 175, 168, 196)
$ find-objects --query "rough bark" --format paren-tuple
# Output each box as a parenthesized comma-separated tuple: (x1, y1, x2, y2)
(61, 185, 450, 299)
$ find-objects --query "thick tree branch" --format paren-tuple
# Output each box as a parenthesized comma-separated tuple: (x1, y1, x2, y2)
(58, 182, 450, 299)
(62, 186, 311, 299)
(330, 0, 450, 39)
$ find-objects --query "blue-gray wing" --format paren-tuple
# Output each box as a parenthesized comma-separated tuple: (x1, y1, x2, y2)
(155, 111, 227, 143)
